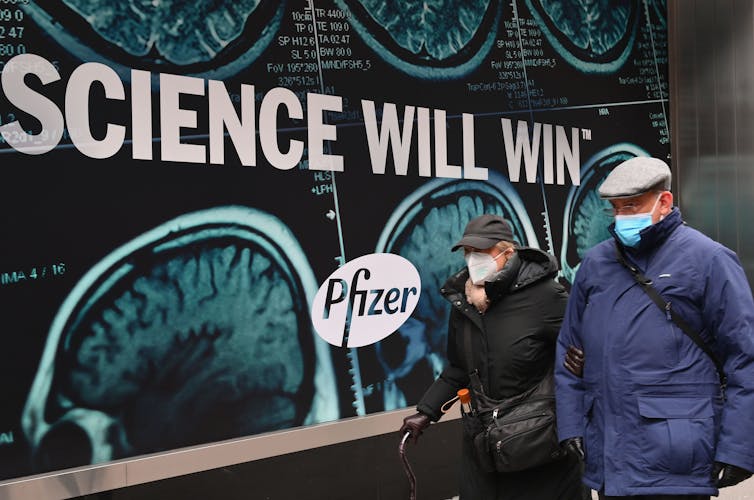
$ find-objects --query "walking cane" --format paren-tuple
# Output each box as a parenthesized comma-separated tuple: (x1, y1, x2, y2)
(399, 431, 417, 500)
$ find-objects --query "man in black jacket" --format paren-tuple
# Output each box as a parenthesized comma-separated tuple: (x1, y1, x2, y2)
(400, 214, 586, 499)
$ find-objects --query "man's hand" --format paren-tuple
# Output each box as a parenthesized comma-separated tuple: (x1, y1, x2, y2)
(400, 412, 431, 444)
(713, 462, 753, 488)
(564, 345, 585, 377)
(561, 437, 585, 461)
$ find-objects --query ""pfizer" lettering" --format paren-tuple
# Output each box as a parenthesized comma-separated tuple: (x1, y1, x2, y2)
(311, 253, 421, 348)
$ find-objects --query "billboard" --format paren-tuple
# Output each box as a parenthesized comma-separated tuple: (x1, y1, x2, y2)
(0, 0, 669, 483)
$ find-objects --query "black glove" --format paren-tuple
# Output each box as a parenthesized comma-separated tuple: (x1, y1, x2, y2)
(400, 412, 431, 444)
(713, 461, 753, 488)
(564, 345, 584, 378)
(562, 437, 585, 461)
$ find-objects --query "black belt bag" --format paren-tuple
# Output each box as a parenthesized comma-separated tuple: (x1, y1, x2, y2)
(469, 369, 562, 473)
(461, 322, 563, 473)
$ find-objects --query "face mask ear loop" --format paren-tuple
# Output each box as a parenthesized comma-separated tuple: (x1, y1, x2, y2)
(654, 192, 667, 220)
(493, 249, 508, 262)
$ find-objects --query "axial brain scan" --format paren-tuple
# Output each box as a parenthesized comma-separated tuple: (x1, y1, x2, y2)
(21, 206, 337, 471)
(23, 0, 286, 78)
(334, 0, 502, 79)
(525, 0, 639, 73)
(371, 173, 539, 409)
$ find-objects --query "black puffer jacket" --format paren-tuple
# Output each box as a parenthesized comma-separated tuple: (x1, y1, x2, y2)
(416, 247, 586, 500)
(417, 247, 569, 419)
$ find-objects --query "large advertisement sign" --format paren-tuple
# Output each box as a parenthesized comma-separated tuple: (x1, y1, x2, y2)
(0, 0, 669, 482)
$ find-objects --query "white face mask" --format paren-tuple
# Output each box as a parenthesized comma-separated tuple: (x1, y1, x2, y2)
(465, 251, 505, 285)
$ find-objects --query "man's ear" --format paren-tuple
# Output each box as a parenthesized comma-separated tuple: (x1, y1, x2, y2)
(660, 191, 674, 214)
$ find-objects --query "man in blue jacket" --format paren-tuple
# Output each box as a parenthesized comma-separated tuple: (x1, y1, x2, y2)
(555, 156, 754, 499)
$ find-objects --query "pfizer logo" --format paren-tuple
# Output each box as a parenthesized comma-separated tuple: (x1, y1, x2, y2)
(311, 253, 421, 348)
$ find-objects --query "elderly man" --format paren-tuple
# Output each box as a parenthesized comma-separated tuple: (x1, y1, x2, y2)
(555, 156, 754, 499)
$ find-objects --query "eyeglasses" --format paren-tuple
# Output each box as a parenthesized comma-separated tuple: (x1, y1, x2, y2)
(602, 192, 665, 217)
(601, 203, 642, 216)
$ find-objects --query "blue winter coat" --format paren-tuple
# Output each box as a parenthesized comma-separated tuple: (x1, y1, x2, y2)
(555, 208, 754, 496)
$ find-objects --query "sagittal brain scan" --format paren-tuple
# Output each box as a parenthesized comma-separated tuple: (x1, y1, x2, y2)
(525, 0, 639, 73)
(559, 144, 650, 284)
(334, 0, 502, 79)
(22, 0, 286, 79)
(21, 206, 337, 471)
(649, 0, 666, 28)
(368, 173, 539, 410)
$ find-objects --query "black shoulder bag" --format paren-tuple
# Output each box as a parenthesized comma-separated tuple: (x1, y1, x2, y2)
(614, 242, 727, 394)
(461, 321, 563, 473)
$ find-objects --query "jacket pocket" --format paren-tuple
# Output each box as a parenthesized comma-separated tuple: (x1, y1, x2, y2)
(636, 396, 715, 475)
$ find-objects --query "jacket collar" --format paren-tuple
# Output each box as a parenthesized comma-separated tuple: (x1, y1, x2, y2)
(609, 206, 683, 254)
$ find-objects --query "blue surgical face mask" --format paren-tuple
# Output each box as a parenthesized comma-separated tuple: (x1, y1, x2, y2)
(614, 194, 662, 247)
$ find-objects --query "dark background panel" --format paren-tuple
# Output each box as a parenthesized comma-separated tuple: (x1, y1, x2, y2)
(0, 0, 669, 487)
(670, 0, 754, 287)
(72, 420, 463, 500)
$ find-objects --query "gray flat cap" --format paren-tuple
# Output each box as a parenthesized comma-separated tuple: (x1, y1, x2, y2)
(598, 156, 672, 199)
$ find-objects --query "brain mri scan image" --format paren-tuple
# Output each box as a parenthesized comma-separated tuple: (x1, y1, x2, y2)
(22, 0, 286, 79)
(334, 0, 503, 79)
(21, 206, 337, 472)
(649, 0, 666, 28)
(525, 0, 640, 73)
(368, 173, 539, 410)
(559, 144, 651, 283)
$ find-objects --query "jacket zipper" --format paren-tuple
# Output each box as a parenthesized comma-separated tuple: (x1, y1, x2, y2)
(489, 396, 554, 418)
(494, 409, 552, 424)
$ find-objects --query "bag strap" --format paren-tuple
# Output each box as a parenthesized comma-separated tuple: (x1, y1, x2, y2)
(614, 242, 727, 390)
(462, 321, 486, 397)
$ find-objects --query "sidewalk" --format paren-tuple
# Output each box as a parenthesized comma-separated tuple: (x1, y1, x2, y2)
(444, 480, 754, 499)
(589, 482, 754, 499)
(718, 482, 754, 499)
